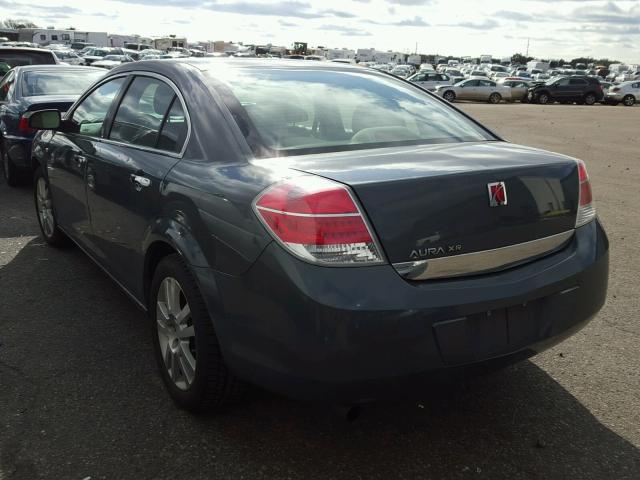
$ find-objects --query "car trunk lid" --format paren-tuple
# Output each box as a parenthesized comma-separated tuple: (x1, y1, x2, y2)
(259, 141, 579, 276)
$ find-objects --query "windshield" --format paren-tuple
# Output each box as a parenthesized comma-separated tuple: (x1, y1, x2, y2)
(21, 69, 105, 97)
(216, 67, 494, 156)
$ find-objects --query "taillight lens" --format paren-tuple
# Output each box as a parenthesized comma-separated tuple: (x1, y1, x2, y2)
(575, 160, 596, 227)
(19, 116, 35, 134)
(254, 176, 385, 265)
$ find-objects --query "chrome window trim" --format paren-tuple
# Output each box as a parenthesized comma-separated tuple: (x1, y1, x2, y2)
(63, 70, 192, 158)
(393, 230, 575, 281)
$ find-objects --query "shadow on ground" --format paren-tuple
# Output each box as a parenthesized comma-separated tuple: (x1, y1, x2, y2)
(1, 184, 638, 480)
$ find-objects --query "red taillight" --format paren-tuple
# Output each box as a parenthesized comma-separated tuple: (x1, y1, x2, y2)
(19, 116, 35, 133)
(254, 176, 384, 265)
(576, 160, 596, 227)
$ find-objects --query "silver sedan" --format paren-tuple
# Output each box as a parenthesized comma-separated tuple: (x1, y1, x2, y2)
(606, 81, 640, 106)
(436, 78, 512, 103)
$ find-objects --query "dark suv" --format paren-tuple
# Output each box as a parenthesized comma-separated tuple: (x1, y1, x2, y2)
(529, 76, 604, 105)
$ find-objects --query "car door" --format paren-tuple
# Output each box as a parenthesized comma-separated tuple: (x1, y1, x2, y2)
(0, 71, 17, 140)
(568, 78, 588, 100)
(410, 72, 428, 88)
(457, 79, 478, 100)
(477, 79, 495, 100)
(46, 76, 127, 245)
(550, 77, 571, 100)
(85, 74, 189, 298)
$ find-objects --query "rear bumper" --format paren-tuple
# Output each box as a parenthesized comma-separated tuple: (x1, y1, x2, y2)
(205, 220, 609, 403)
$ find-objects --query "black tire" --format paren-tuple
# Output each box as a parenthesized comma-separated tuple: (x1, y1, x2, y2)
(149, 254, 247, 412)
(583, 93, 597, 105)
(488, 93, 502, 104)
(2, 147, 26, 187)
(443, 90, 456, 102)
(33, 166, 69, 247)
(537, 92, 550, 105)
(623, 95, 636, 106)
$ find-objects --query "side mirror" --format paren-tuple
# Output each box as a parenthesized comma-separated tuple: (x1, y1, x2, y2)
(27, 110, 61, 130)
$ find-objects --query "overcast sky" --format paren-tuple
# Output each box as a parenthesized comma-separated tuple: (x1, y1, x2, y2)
(2, 0, 639, 61)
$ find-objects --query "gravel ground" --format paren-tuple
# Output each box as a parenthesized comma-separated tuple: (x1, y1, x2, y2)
(0, 103, 638, 480)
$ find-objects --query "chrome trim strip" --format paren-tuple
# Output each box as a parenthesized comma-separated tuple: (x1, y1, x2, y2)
(393, 230, 574, 281)
(255, 206, 361, 218)
(62, 70, 192, 159)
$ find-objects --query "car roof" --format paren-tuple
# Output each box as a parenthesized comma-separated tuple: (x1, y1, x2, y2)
(0, 47, 55, 54)
(12, 64, 104, 74)
(112, 57, 383, 78)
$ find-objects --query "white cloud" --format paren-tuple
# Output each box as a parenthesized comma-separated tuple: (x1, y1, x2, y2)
(2, 0, 638, 62)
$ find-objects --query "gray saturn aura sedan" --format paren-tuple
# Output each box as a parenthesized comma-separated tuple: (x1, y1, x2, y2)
(27, 59, 609, 412)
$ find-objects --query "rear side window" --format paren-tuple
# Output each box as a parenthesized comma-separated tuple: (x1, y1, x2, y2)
(109, 76, 186, 152)
(569, 78, 587, 86)
(157, 99, 188, 153)
(71, 77, 126, 137)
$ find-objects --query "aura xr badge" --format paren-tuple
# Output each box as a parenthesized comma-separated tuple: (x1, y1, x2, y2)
(487, 181, 507, 207)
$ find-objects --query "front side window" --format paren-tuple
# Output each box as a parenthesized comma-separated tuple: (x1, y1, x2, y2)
(71, 77, 126, 137)
(217, 68, 493, 156)
(109, 76, 183, 150)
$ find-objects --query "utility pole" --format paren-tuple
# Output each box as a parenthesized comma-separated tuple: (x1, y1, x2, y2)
(526, 37, 530, 57)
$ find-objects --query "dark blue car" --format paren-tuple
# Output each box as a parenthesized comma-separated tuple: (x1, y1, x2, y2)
(27, 59, 608, 412)
(0, 65, 104, 185)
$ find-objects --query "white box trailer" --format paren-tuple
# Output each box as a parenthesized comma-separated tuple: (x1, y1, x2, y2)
(527, 60, 550, 72)
(154, 37, 187, 51)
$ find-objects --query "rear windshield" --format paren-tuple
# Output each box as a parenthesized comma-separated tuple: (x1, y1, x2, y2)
(0, 50, 55, 68)
(21, 70, 105, 97)
(216, 68, 494, 156)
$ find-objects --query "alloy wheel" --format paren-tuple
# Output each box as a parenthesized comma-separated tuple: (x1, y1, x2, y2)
(538, 94, 549, 104)
(443, 91, 455, 102)
(623, 95, 635, 106)
(36, 177, 55, 238)
(584, 94, 596, 105)
(156, 277, 196, 391)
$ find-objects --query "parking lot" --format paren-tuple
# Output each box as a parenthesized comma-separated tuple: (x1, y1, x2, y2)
(0, 103, 638, 480)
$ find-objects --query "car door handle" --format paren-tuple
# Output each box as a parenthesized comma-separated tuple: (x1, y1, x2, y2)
(130, 173, 151, 191)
